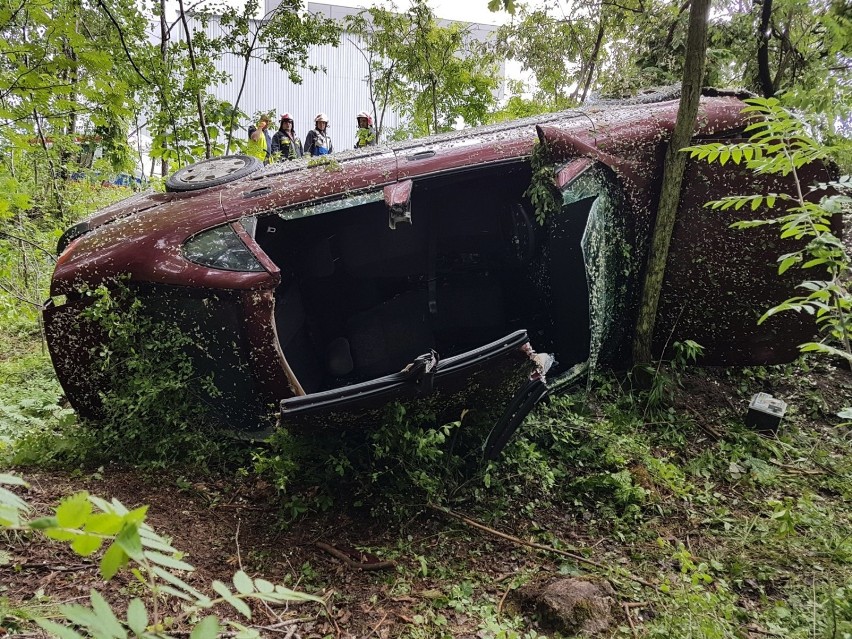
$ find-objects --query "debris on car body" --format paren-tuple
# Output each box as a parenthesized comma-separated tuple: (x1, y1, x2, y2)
(43, 88, 835, 455)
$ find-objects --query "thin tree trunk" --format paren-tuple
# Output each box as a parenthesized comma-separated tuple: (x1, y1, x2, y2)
(225, 19, 264, 156)
(225, 50, 255, 156)
(431, 80, 439, 134)
(632, 0, 712, 368)
(580, 19, 605, 103)
(159, 0, 169, 176)
(177, 0, 212, 159)
(33, 109, 64, 215)
(757, 0, 775, 97)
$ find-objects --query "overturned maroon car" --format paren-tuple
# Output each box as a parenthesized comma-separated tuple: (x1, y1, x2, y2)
(43, 89, 833, 457)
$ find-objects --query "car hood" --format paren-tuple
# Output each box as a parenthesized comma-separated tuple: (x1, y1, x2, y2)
(49, 187, 258, 296)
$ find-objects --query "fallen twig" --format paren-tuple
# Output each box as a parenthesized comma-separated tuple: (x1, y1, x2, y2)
(316, 541, 395, 571)
(622, 603, 638, 637)
(497, 581, 513, 620)
(369, 612, 388, 638)
(767, 459, 825, 475)
(429, 505, 656, 589)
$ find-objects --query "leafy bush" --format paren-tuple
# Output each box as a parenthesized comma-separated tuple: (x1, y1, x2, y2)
(0, 473, 325, 638)
(13, 282, 232, 470)
(254, 403, 470, 522)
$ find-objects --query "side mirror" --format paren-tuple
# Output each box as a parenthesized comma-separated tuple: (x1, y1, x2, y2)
(384, 179, 413, 229)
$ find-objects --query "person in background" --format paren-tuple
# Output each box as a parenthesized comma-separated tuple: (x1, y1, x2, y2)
(248, 114, 272, 164)
(304, 113, 333, 156)
(271, 113, 303, 161)
(354, 110, 377, 148)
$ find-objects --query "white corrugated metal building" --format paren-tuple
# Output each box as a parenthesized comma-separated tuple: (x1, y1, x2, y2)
(187, 2, 501, 150)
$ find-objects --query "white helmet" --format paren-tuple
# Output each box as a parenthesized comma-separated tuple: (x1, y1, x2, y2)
(315, 112, 328, 123)
(356, 110, 370, 119)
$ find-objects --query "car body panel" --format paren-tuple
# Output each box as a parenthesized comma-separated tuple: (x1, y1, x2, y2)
(218, 145, 399, 223)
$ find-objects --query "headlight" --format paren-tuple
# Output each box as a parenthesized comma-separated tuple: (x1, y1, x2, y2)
(182, 224, 265, 272)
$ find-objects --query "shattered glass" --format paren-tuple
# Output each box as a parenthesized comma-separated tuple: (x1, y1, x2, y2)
(563, 162, 635, 374)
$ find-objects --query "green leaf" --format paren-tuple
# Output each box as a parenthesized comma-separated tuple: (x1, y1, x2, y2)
(36, 619, 85, 639)
(44, 528, 79, 542)
(85, 513, 125, 536)
(254, 578, 275, 594)
(58, 603, 110, 637)
(837, 408, 852, 420)
(272, 585, 326, 605)
(116, 523, 143, 560)
(233, 570, 255, 595)
(126, 598, 148, 635)
(124, 506, 148, 525)
(158, 584, 196, 602)
(778, 256, 799, 274)
(72, 533, 104, 557)
(150, 566, 208, 601)
(28, 516, 58, 530)
(0, 474, 28, 487)
(144, 550, 194, 572)
(138, 527, 177, 553)
(56, 492, 92, 529)
(190, 616, 220, 639)
(212, 580, 252, 618)
(89, 589, 127, 639)
(100, 542, 129, 580)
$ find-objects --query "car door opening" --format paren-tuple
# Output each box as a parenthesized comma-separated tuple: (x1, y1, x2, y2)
(251, 161, 601, 395)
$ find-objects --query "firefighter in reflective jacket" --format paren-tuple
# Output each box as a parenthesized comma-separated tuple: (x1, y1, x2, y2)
(304, 113, 333, 156)
(271, 113, 303, 161)
(354, 110, 377, 148)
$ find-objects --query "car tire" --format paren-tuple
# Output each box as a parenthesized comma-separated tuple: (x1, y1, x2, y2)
(165, 155, 263, 192)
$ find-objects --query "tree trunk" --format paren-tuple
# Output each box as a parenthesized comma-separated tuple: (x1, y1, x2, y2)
(225, 49, 256, 156)
(159, 0, 169, 176)
(225, 11, 267, 156)
(580, 19, 605, 103)
(632, 0, 712, 369)
(757, 0, 775, 97)
(177, 0, 212, 160)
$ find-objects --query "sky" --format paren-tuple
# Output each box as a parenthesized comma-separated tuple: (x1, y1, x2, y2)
(321, 0, 514, 26)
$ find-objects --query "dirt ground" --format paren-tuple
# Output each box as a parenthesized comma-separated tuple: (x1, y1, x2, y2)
(3, 360, 851, 639)
(3, 468, 560, 638)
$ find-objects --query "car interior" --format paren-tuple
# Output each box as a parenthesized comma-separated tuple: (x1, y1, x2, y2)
(252, 161, 594, 394)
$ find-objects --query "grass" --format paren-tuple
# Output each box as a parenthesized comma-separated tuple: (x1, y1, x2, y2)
(1, 313, 851, 637)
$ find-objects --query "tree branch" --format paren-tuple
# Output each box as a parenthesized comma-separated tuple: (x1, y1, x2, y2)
(0, 231, 57, 262)
(95, 0, 153, 85)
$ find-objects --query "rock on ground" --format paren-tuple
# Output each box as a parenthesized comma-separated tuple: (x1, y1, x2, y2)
(515, 576, 620, 636)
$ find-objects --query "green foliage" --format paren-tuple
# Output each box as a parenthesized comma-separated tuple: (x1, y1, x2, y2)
(346, 0, 500, 138)
(254, 403, 471, 522)
(13, 282, 226, 469)
(306, 155, 342, 172)
(523, 140, 559, 225)
(636, 339, 705, 413)
(684, 97, 852, 370)
(0, 349, 74, 459)
(215, 0, 341, 155)
(494, 4, 595, 108)
(0, 474, 325, 638)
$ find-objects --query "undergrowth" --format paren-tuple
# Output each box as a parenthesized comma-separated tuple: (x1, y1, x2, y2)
(10, 282, 235, 471)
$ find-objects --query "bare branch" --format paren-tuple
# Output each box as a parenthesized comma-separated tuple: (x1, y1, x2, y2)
(0, 231, 57, 262)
